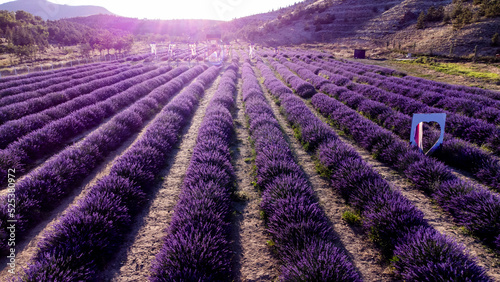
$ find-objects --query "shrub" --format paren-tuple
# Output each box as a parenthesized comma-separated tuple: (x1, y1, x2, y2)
(427, 5, 445, 22)
(416, 11, 426, 29)
(492, 32, 499, 46)
(451, 2, 473, 29)
(393, 227, 489, 281)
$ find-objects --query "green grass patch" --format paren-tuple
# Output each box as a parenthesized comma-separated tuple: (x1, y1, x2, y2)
(260, 210, 267, 220)
(342, 210, 362, 225)
(429, 63, 499, 80)
(292, 126, 302, 141)
(266, 240, 275, 247)
(400, 58, 500, 82)
(314, 158, 332, 178)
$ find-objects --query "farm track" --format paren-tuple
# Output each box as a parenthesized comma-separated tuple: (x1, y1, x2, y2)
(230, 72, 280, 281)
(298, 95, 500, 280)
(102, 75, 222, 281)
(255, 66, 395, 281)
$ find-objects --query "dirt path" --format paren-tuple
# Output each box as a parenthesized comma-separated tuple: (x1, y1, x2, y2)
(255, 67, 395, 281)
(299, 99, 500, 280)
(230, 73, 280, 282)
(103, 75, 222, 282)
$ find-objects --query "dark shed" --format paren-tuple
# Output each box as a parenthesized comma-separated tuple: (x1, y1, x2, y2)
(354, 49, 366, 59)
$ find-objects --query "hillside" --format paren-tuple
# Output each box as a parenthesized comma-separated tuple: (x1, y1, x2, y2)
(67, 15, 222, 40)
(224, 0, 500, 57)
(0, 0, 113, 20)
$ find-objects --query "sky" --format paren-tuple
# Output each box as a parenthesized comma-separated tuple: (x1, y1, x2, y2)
(0, 0, 301, 21)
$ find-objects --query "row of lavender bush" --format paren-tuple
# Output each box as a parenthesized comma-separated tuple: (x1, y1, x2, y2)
(312, 53, 500, 102)
(125, 52, 155, 62)
(302, 55, 500, 128)
(309, 58, 500, 154)
(364, 81, 500, 149)
(322, 82, 500, 193)
(0, 64, 132, 123)
(274, 54, 500, 193)
(277, 55, 500, 192)
(0, 66, 168, 183)
(245, 60, 361, 281)
(295, 52, 500, 115)
(377, 77, 500, 124)
(15, 65, 220, 281)
(0, 65, 205, 255)
(270, 53, 500, 249)
(0, 65, 154, 149)
(267, 58, 316, 98)
(257, 57, 490, 281)
(0, 61, 117, 86)
(310, 93, 500, 252)
(275, 50, 400, 77)
(0, 62, 119, 97)
(150, 62, 237, 280)
(0, 63, 126, 107)
(401, 75, 500, 103)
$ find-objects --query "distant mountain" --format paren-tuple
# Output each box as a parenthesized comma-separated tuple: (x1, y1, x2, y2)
(0, 0, 114, 20)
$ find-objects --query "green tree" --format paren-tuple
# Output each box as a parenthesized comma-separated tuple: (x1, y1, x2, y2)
(477, 0, 500, 18)
(12, 26, 34, 46)
(427, 5, 445, 21)
(15, 10, 34, 24)
(113, 35, 133, 54)
(451, 2, 473, 29)
(4, 26, 13, 42)
(416, 11, 426, 29)
(100, 31, 114, 54)
(79, 42, 92, 57)
(14, 44, 35, 62)
(0, 11, 16, 28)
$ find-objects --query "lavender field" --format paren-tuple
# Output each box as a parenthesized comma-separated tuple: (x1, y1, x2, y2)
(0, 46, 499, 281)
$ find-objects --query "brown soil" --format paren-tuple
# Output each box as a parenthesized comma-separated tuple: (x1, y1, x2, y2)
(102, 75, 222, 281)
(230, 72, 280, 281)
(255, 66, 396, 281)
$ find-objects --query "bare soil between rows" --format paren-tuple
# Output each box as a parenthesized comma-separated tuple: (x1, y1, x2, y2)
(230, 72, 280, 281)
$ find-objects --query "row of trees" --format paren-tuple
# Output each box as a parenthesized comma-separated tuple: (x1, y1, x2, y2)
(417, 1, 500, 30)
(0, 10, 134, 63)
(0, 10, 48, 61)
